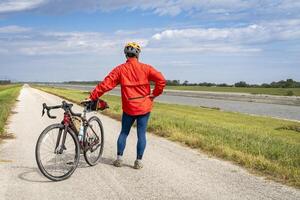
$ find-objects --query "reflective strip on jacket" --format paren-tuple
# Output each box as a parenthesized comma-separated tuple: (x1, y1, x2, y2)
(90, 57, 166, 116)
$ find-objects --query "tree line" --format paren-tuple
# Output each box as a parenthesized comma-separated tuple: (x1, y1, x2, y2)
(167, 79, 300, 88)
(0, 80, 11, 84)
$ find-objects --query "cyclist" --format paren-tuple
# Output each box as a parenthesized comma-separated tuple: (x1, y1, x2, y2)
(88, 42, 166, 169)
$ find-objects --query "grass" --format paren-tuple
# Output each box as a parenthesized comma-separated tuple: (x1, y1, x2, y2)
(54, 83, 300, 96)
(33, 85, 300, 188)
(0, 84, 22, 136)
(166, 85, 300, 96)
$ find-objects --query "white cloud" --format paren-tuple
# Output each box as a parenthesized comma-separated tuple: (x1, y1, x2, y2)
(1, 0, 299, 22)
(0, 27, 149, 56)
(1, 19, 300, 56)
(40, 0, 251, 17)
(146, 45, 261, 53)
(0, 0, 47, 13)
(149, 19, 300, 52)
(0, 25, 31, 33)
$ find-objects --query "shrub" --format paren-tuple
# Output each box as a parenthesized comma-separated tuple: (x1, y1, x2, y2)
(286, 90, 294, 96)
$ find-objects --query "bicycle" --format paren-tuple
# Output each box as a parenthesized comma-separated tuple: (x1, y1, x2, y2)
(35, 100, 108, 181)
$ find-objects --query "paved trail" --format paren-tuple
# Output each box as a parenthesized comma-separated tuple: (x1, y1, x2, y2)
(0, 86, 299, 200)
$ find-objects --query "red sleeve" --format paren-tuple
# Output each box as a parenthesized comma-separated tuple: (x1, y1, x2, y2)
(148, 66, 166, 97)
(90, 66, 120, 100)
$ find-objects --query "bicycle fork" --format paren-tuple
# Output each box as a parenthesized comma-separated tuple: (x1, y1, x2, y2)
(54, 127, 68, 154)
(54, 113, 70, 154)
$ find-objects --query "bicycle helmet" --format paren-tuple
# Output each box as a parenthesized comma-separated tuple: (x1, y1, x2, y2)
(124, 42, 141, 58)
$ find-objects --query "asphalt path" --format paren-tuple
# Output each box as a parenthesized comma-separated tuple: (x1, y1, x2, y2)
(44, 84, 300, 121)
(0, 85, 299, 200)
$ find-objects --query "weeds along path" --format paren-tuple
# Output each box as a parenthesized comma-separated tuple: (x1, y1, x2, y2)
(0, 85, 299, 200)
(0, 84, 21, 137)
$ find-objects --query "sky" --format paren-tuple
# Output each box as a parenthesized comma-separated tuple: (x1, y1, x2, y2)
(0, 0, 300, 84)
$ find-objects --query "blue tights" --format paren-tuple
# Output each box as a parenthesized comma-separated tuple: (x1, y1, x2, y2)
(117, 112, 150, 160)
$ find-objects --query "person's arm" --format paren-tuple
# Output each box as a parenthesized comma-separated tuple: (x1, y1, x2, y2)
(148, 66, 166, 98)
(90, 67, 120, 100)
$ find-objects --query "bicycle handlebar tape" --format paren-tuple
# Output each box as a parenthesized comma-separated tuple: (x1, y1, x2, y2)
(89, 100, 98, 111)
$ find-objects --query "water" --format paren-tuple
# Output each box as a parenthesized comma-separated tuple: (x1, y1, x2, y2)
(43, 84, 300, 121)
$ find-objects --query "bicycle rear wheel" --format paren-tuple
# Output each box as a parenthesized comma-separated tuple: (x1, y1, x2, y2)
(35, 124, 80, 181)
(84, 116, 104, 166)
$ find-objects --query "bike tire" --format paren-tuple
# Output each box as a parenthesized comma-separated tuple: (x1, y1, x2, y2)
(84, 116, 104, 166)
(35, 123, 80, 181)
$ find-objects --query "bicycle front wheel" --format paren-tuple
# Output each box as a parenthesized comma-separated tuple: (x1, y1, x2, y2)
(35, 124, 80, 181)
(84, 116, 104, 166)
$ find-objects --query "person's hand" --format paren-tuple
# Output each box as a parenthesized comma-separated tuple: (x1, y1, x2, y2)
(98, 99, 109, 110)
(81, 99, 97, 111)
(149, 94, 155, 101)
(80, 98, 91, 105)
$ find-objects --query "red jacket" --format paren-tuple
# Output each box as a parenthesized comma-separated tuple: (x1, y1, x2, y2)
(90, 57, 166, 116)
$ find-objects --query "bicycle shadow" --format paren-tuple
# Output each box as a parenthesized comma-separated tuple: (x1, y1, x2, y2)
(17, 157, 133, 183)
(17, 166, 52, 183)
(17, 158, 89, 183)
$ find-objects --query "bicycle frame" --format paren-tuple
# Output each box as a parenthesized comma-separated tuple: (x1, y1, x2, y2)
(52, 104, 100, 154)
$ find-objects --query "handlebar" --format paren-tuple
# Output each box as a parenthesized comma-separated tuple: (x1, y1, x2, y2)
(42, 101, 81, 119)
(42, 99, 109, 119)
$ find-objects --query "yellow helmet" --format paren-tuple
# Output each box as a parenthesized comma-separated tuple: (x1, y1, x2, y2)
(124, 42, 141, 58)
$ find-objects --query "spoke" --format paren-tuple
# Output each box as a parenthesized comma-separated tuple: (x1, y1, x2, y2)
(42, 140, 55, 152)
(51, 130, 57, 148)
(41, 153, 55, 164)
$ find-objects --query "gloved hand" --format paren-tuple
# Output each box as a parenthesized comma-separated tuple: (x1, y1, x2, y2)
(98, 99, 109, 111)
(81, 99, 108, 111)
(149, 94, 155, 101)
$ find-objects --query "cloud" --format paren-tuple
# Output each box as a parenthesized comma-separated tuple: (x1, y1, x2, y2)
(146, 45, 261, 53)
(0, 0, 47, 13)
(1, 0, 300, 22)
(0, 26, 149, 56)
(0, 25, 31, 33)
(1, 19, 300, 56)
(149, 19, 300, 52)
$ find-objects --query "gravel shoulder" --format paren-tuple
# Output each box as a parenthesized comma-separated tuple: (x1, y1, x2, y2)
(0, 86, 299, 200)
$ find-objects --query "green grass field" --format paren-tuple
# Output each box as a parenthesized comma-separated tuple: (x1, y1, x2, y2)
(166, 86, 300, 96)
(34, 85, 300, 187)
(0, 85, 21, 135)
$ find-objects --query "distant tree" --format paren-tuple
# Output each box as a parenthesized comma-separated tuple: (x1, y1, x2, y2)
(234, 81, 248, 87)
(285, 79, 296, 88)
(0, 80, 11, 84)
(217, 83, 229, 87)
(174, 80, 181, 85)
(261, 83, 270, 88)
(67, 78, 300, 88)
(197, 82, 216, 87)
(166, 80, 180, 86)
(267, 79, 299, 88)
(183, 80, 189, 86)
